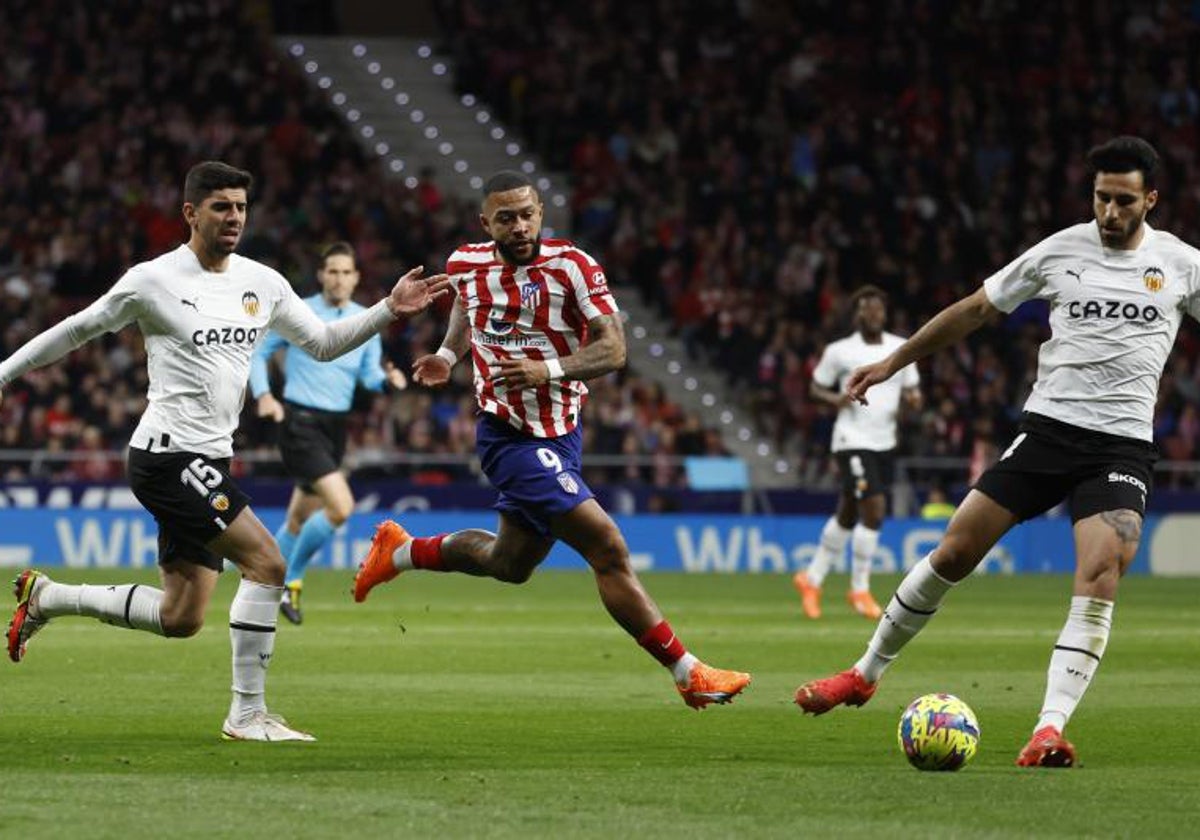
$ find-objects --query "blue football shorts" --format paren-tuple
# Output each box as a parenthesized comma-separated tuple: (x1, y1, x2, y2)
(475, 413, 594, 536)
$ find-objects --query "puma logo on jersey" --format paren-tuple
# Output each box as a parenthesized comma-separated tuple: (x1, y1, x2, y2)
(1066, 300, 1160, 322)
(1065, 268, 1085, 283)
(192, 326, 260, 346)
(181, 298, 199, 310)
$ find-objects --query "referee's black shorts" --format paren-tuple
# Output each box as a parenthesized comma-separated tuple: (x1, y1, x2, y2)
(279, 400, 349, 491)
(127, 448, 250, 571)
(974, 412, 1158, 523)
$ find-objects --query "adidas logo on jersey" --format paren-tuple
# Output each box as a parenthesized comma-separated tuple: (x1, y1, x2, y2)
(1066, 300, 1160, 322)
(192, 326, 260, 346)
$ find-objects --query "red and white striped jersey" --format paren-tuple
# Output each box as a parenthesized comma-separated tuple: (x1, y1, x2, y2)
(446, 238, 618, 438)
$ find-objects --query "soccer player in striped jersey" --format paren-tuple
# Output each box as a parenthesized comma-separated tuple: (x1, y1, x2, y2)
(1, 161, 451, 741)
(250, 242, 407, 625)
(352, 171, 750, 709)
(795, 136, 1196, 767)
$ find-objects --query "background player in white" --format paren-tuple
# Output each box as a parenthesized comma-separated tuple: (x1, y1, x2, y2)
(794, 136, 1194, 767)
(1, 161, 450, 741)
(793, 286, 921, 620)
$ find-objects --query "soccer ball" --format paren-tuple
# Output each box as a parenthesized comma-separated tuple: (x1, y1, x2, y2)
(897, 693, 980, 771)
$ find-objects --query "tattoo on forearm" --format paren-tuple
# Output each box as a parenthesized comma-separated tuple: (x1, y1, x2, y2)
(1100, 510, 1142, 545)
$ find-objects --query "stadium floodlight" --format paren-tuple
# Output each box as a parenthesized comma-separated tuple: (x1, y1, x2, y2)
(505, 143, 520, 156)
(332, 92, 346, 106)
(346, 109, 360, 122)
(520, 161, 535, 174)
(361, 126, 375, 138)
(775, 460, 790, 473)
(394, 92, 410, 106)
(461, 94, 476, 107)
(649, 343, 664, 357)
(304, 61, 318, 74)
(367, 62, 380, 75)
(438, 142, 453, 155)
(476, 112, 491, 124)
(720, 411, 733, 424)
(410, 110, 425, 123)
(667, 361, 681, 375)
(490, 127, 505, 140)
(289, 43, 305, 57)
(738, 428, 752, 441)
(453, 160, 468, 173)
(353, 44, 367, 58)
(551, 194, 567, 207)
(684, 377, 697, 391)
(632, 326, 646, 339)
(432, 62, 447, 76)
(469, 176, 483, 189)
(417, 44, 432, 58)
(389, 159, 405, 173)
(318, 77, 332, 89)
(404, 176, 419, 188)
(536, 178, 551, 191)
(381, 78, 394, 90)
(375, 142, 389, 156)
(423, 125, 439, 139)
(702, 393, 716, 407)
(756, 443, 770, 457)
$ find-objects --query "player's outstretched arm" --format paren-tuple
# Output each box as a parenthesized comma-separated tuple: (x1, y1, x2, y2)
(846, 287, 998, 405)
(386, 266, 454, 318)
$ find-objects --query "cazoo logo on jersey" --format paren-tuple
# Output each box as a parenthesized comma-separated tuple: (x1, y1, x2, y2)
(192, 326, 259, 346)
(1066, 299, 1160, 322)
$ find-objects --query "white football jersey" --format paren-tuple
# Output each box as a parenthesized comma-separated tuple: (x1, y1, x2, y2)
(0, 245, 394, 457)
(813, 331, 919, 452)
(983, 222, 1200, 441)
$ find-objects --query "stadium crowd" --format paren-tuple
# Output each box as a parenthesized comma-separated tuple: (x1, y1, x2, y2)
(436, 0, 1200, 486)
(5, 1, 1200, 489)
(0, 0, 727, 486)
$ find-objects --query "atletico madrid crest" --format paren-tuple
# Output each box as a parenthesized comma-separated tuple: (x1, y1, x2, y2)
(557, 473, 579, 495)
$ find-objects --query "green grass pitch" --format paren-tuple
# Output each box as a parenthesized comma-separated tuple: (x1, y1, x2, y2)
(1, 569, 1196, 838)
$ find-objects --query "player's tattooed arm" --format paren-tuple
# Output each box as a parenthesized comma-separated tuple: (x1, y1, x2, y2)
(561, 313, 626, 381)
(1100, 509, 1142, 545)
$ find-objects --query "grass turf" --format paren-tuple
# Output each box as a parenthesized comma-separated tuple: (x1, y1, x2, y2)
(1, 569, 1196, 839)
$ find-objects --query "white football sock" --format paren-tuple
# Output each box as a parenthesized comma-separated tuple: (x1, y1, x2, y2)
(1035, 596, 1113, 733)
(805, 517, 851, 588)
(229, 579, 282, 722)
(37, 582, 164, 635)
(391, 538, 414, 571)
(671, 652, 700, 685)
(854, 554, 955, 683)
(850, 524, 880, 592)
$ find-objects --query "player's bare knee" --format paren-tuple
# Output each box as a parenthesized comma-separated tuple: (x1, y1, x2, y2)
(932, 532, 985, 578)
(161, 611, 204, 638)
(587, 535, 631, 576)
(326, 504, 352, 527)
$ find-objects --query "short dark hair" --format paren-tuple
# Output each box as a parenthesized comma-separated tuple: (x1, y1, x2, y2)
(319, 241, 356, 268)
(482, 170, 533, 198)
(1086, 136, 1161, 190)
(183, 161, 253, 206)
(849, 284, 888, 309)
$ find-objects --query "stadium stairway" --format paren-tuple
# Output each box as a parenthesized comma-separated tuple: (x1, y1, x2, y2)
(275, 36, 792, 490)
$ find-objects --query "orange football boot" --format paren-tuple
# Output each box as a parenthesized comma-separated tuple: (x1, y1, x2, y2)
(847, 589, 883, 620)
(677, 662, 752, 709)
(794, 667, 877, 714)
(1016, 726, 1077, 768)
(792, 571, 822, 619)
(352, 520, 411, 603)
